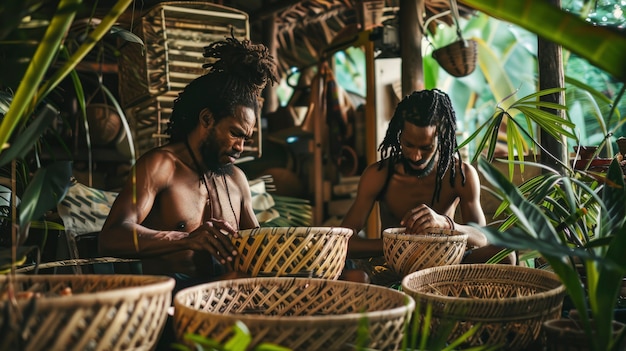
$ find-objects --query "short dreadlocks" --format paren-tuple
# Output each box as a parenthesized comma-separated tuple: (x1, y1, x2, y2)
(378, 89, 465, 205)
(167, 35, 279, 143)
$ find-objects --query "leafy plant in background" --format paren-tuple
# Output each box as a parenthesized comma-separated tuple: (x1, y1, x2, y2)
(259, 195, 313, 227)
(425, 0, 625, 164)
(459, 0, 626, 82)
(0, 0, 134, 271)
(565, 76, 625, 155)
(474, 156, 626, 351)
(458, 88, 577, 178)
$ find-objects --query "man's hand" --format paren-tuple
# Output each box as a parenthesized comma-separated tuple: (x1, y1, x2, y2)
(186, 219, 240, 265)
(400, 204, 450, 234)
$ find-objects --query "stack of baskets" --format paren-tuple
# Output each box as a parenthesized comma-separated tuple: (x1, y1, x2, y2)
(231, 226, 352, 279)
(174, 277, 415, 350)
(402, 264, 566, 350)
(383, 227, 468, 276)
(0, 274, 174, 351)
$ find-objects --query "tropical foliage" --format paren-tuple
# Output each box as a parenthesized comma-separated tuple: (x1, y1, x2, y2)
(475, 156, 626, 351)
(0, 0, 135, 271)
(459, 0, 626, 82)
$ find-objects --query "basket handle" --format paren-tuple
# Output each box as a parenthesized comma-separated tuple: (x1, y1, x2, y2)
(449, 0, 465, 44)
(421, 0, 467, 49)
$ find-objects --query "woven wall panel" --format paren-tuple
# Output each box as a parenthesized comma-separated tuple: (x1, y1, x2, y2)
(118, 2, 249, 156)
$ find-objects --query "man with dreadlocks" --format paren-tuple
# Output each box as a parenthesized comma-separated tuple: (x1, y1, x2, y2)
(100, 35, 278, 287)
(340, 89, 513, 284)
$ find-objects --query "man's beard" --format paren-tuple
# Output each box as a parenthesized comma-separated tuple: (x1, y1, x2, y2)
(200, 138, 234, 176)
(402, 151, 437, 178)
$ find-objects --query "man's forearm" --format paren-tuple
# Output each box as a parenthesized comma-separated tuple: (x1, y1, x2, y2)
(99, 225, 187, 258)
(455, 223, 488, 247)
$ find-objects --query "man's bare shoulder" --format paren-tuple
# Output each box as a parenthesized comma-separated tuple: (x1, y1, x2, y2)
(357, 160, 390, 192)
(458, 158, 480, 177)
(363, 159, 389, 176)
(136, 144, 182, 168)
(229, 165, 247, 180)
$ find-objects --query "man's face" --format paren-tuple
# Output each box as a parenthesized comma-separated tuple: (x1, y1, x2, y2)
(399, 123, 438, 177)
(201, 105, 256, 175)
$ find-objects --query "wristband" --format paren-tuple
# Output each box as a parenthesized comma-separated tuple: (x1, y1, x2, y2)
(444, 215, 455, 230)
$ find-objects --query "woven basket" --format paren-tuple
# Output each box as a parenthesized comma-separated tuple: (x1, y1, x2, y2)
(174, 277, 414, 350)
(0, 274, 175, 351)
(383, 227, 468, 276)
(402, 264, 566, 351)
(432, 39, 478, 77)
(232, 226, 352, 279)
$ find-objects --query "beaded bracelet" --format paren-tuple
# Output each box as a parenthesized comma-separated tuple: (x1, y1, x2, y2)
(444, 215, 455, 230)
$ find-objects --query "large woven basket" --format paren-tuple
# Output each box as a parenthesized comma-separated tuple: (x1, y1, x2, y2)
(402, 264, 566, 350)
(383, 227, 468, 276)
(231, 226, 352, 279)
(0, 274, 175, 351)
(174, 277, 415, 350)
(432, 38, 478, 77)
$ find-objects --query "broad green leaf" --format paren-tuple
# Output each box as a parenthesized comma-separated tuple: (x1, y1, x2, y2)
(224, 321, 252, 351)
(459, 0, 626, 81)
(18, 161, 72, 239)
(0, 0, 80, 153)
(0, 102, 58, 167)
(474, 37, 517, 106)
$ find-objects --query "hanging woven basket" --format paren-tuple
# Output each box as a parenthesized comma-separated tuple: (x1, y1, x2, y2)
(432, 38, 478, 77)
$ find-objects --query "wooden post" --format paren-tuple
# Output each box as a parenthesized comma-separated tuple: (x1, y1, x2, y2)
(364, 40, 380, 239)
(313, 64, 326, 225)
(400, 0, 425, 94)
(538, 0, 567, 174)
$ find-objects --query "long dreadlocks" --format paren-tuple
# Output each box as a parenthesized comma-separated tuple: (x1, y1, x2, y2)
(378, 89, 466, 205)
(167, 35, 279, 143)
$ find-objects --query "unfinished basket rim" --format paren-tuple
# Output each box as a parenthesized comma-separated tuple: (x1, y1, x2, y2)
(383, 227, 468, 241)
(174, 277, 414, 323)
(402, 264, 565, 305)
(237, 226, 353, 237)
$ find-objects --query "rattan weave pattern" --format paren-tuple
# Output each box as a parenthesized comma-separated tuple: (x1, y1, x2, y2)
(232, 227, 352, 279)
(174, 277, 415, 350)
(383, 227, 468, 276)
(432, 39, 478, 77)
(0, 274, 175, 351)
(402, 264, 566, 351)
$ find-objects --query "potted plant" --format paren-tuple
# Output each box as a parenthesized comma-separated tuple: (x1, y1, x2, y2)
(474, 155, 626, 351)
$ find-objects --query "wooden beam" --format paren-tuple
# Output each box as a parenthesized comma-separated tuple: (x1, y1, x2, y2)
(400, 0, 424, 94)
(250, 0, 304, 22)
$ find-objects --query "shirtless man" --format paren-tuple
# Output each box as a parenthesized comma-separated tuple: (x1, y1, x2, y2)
(341, 89, 513, 283)
(99, 35, 278, 284)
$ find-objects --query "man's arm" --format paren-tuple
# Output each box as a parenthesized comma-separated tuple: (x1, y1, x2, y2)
(98, 151, 238, 264)
(233, 167, 260, 230)
(454, 161, 488, 248)
(99, 151, 187, 257)
(341, 163, 386, 258)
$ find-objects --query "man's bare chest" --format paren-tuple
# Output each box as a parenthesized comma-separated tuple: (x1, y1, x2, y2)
(382, 174, 458, 214)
